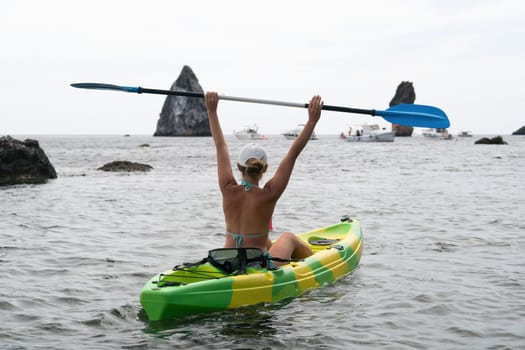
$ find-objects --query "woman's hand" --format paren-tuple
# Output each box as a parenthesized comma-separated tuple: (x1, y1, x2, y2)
(308, 95, 323, 123)
(205, 92, 219, 114)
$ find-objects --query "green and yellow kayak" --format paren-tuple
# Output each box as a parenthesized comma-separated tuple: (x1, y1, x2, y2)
(140, 216, 363, 321)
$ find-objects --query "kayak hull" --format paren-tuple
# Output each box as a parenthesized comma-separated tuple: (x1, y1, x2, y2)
(140, 218, 363, 321)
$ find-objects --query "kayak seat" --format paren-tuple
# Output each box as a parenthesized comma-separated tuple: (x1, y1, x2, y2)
(208, 248, 266, 274)
(179, 248, 300, 275)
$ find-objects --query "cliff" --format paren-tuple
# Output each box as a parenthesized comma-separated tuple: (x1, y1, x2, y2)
(154, 65, 211, 136)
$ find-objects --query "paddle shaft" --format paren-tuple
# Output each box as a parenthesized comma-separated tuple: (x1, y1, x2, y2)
(70, 82, 450, 128)
(139, 87, 377, 116)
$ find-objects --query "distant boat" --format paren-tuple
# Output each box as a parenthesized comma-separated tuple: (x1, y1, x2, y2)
(344, 124, 395, 142)
(233, 125, 267, 140)
(282, 124, 318, 140)
(458, 130, 473, 137)
(422, 128, 453, 140)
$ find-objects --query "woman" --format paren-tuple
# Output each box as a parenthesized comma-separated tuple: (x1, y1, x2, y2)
(205, 92, 323, 265)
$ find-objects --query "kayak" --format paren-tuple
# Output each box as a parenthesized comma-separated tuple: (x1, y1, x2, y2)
(140, 216, 363, 321)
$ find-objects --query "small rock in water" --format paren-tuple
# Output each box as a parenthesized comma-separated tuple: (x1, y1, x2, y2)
(474, 136, 507, 145)
(97, 161, 153, 172)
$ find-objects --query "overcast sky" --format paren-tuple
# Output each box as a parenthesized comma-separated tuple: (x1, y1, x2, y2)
(2, 0, 524, 135)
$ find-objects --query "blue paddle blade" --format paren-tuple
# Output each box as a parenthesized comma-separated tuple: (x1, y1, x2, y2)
(376, 104, 450, 129)
(70, 83, 139, 93)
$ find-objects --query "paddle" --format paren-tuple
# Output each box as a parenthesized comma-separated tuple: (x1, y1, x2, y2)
(70, 82, 450, 128)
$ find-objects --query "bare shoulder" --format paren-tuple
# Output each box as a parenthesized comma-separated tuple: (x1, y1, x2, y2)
(221, 180, 240, 193)
(261, 179, 285, 201)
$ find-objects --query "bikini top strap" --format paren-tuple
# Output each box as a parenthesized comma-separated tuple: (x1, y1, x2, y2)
(226, 232, 268, 248)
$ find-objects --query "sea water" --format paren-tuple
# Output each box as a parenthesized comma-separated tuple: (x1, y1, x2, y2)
(1, 134, 524, 349)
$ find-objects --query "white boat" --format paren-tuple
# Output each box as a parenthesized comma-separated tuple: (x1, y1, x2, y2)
(422, 128, 453, 140)
(233, 125, 267, 140)
(458, 130, 473, 137)
(421, 129, 440, 139)
(344, 124, 395, 142)
(282, 124, 318, 140)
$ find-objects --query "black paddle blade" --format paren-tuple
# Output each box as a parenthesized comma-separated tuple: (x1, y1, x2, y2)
(71, 83, 139, 93)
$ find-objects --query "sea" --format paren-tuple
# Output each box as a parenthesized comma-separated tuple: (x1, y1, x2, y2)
(1, 134, 524, 350)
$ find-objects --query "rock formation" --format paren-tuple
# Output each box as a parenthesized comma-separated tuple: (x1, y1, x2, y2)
(0, 136, 57, 185)
(474, 136, 507, 145)
(512, 126, 525, 135)
(389, 81, 416, 137)
(154, 65, 210, 136)
(97, 161, 153, 172)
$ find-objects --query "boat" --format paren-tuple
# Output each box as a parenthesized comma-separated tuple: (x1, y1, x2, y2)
(233, 125, 267, 140)
(140, 216, 363, 321)
(422, 128, 453, 140)
(458, 130, 473, 137)
(344, 124, 395, 142)
(282, 124, 318, 140)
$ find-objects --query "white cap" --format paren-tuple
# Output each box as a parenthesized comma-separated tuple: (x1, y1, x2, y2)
(238, 143, 267, 167)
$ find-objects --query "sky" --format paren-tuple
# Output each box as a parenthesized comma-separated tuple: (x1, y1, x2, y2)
(1, 0, 524, 136)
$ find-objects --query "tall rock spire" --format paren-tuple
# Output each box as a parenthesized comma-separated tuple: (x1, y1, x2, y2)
(390, 81, 416, 137)
(154, 65, 211, 136)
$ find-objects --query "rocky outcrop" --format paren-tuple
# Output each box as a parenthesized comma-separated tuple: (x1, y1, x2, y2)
(390, 81, 415, 137)
(474, 136, 507, 145)
(97, 161, 153, 172)
(0, 136, 57, 186)
(154, 65, 210, 136)
(512, 126, 525, 135)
